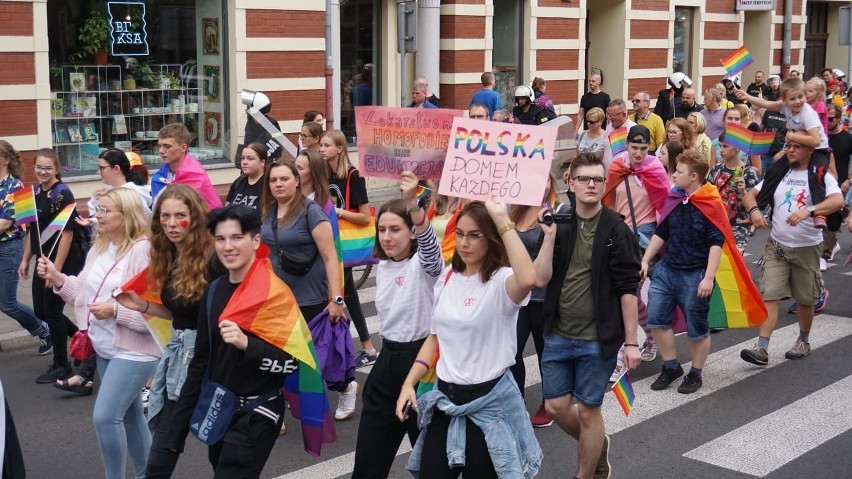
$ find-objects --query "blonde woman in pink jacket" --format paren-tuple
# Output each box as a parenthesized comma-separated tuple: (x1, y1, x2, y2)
(37, 187, 160, 479)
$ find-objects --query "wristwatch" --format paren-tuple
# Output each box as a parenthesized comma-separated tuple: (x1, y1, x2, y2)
(807, 206, 815, 217)
(332, 295, 345, 305)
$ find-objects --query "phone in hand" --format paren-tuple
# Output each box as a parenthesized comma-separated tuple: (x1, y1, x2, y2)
(401, 400, 411, 419)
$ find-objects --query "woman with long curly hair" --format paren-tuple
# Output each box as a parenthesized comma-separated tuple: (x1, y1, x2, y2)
(114, 184, 221, 478)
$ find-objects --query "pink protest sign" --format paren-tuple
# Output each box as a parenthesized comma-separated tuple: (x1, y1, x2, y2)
(354, 106, 463, 179)
(438, 117, 557, 206)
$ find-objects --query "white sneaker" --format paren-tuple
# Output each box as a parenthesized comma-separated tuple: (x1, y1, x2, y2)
(819, 257, 827, 272)
(640, 342, 658, 362)
(141, 387, 150, 413)
(608, 359, 625, 384)
(830, 243, 841, 261)
(335, 382, 358, 421)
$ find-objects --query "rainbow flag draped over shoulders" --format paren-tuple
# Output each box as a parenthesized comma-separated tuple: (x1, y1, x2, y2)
(659, 183, 767, 329)
(118, 267, 171, 351)
(12, 186, 37, 225)
(611, 371, 635, 416)
(603, 155, 670, 217)
(220, 244, 335, 456)
(720, 46, 754, 76)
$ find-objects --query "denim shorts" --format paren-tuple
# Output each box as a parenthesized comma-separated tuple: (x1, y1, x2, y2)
(647, 261, 710, 341)
(541, 335, 616, 407)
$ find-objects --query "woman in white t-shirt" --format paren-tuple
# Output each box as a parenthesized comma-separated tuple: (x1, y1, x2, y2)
(352, 171, 443, 478)
(396, 199, 538, 478)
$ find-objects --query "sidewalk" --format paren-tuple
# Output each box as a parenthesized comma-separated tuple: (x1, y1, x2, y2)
(0, 185, 402, 352)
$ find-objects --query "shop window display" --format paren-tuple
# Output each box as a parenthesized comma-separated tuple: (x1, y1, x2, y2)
(47, 0, 227, 174)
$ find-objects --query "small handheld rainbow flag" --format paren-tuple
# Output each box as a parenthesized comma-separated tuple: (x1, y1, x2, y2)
(117, 268, 171, 351)
(725, 122, 775, 156)
(608, 128, 628, 156)
(41, 204, 76, 247)
(12, 186, 37, 225)
(611, 370, 635, 416)
(416, 185, 431, 202)
(721, 46, 754, 76)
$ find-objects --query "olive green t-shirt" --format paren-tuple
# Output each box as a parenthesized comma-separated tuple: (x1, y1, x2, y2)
(554, 210, 601, 340)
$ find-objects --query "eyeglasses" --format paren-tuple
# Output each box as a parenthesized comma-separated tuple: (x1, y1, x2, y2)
(94, 206, 114, 216)
(587, 120, 601, 125)
(299, 133, 314, 139)
(454, 230, 485, 242)
(667, 130, 682, 135)
(571, 176, 606, 186)
(606, 111, 626, 119)
(34, 165, 55, 173)
(631, 99, 645, 103)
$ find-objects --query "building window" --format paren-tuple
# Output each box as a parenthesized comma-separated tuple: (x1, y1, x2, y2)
(47, 0, 227, 175)
(493, 0, 523, 108)
(341, 0, 381, 142)
(673, 7, 693, 78)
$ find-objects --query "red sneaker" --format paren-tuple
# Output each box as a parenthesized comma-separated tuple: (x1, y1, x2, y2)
(531, 403, 553, 428)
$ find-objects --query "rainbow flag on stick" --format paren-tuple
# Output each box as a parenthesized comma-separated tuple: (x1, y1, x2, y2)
(721, 46, 754, 75)
(725, 122, 775, 156)
(611, 370, 635, 416)
(12, 186, 37, 225)
(416, 185, 431, 202)
(117, 268, 171, 351)
(41, 203, 75, 247)
(221, 244, 335, 456)
(608, 128, 628, 156)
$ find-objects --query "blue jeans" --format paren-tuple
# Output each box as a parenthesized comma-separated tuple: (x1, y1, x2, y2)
(541, 335, 616, 407)
(94, 355, 158, 479)
(647, 262, 710, 341)
(0, 238, 44, 334)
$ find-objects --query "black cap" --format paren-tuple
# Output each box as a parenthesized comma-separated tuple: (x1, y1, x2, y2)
(627, 125, 650, 145)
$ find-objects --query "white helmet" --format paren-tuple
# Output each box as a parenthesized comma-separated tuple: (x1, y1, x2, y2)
(240, 90, 272, 114)
(723, 73, 740, 89)
(514, 85, 534, 102)
(833, 68, 846, 79)
(668, 72, 693, 90)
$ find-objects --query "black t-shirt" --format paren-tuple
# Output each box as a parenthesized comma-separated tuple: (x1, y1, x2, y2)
(226, 174, 265, 214)
(512, 103, 552, 125)
(161, 256, 227, 331)
(746, 83, 771, 99)
(31, 182, 84, 274)
(329, 167, 369, 210)
(762, 110, 788, 155)
(580, 91, 611, 129)
(829, 130, 852, 182)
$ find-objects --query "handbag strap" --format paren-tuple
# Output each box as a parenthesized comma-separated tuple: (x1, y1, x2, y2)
(203, 277, 223, 383)
(344, 168, 356, 212)
(622, 174, 640, 238)
(83, 257, 122, 329)
(270, 203, 312, 261)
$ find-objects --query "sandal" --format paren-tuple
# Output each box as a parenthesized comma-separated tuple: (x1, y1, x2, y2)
(54, 375, 93, 396)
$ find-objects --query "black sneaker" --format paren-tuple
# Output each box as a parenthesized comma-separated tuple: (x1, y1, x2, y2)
(677, 373, 703, 394)
(650, 364, 684, 391)
(35, 362, 73, 384)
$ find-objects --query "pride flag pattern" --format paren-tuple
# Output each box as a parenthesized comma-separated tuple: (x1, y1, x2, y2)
(118, 268, 171, 351)
(12, 186, 37, 225)
(721, 46, 754, 75)
(608, 128, 628, 156)
(611, 371, 635, 416)
(660, 184, 768, 329)
(322, 200, 345, 294)
(339, 205, 379, 268)
(40, 204, 75, 246)
(416, 185, 431, 202)
(725, 122, 775, 156)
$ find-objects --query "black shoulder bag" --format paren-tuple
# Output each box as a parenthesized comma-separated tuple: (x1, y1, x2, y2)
(271, 203, 318, 276)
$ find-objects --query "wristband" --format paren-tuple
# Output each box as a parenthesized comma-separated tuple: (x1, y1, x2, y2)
(143, 301, 150, 314)
(624, 344, 639, 348)
(414, 359, 430, 370)
(113, 302, 118, 318)
(748, 205, 760, 215)
(497, 222, 516, 236)
(412, 210, 427, 227)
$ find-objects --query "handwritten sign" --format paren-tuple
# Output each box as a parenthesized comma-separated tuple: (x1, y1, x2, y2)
(108, 2, 149, 56)
(438, 118, 557, 206)
(354, 106, 463, 180)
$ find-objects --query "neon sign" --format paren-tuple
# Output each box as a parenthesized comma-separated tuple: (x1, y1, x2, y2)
(107, 2, 149, 56)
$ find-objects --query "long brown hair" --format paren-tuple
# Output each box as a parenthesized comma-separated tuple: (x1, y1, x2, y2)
(260, 160, 306, 226)
(509, 173, 557, 225)
(35, 148, 62, 181)
(667, 118, 695, 149)
(299, 150, 330, 206)
(0, 140, 24, 178)
(323, 130, 353, 179)
(662, 140, 685, 175)
(149, 185, 212, 303)
(374, 199, 416, 260)
(450, 202, 508, 282)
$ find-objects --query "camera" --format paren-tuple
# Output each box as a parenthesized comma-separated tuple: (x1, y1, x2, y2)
(540, 209, 573, 226)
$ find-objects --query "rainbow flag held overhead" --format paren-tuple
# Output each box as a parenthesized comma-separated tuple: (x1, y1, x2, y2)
(40, 204, 76, 246)
(608, 128, 628, 156)
(220, 244, 335, 456)
(416, 185, 431, 202)
(659, 184, 768, 329)
(725, 122, 775, 156)
(117, 268, 171, 351)
(12, 186, 37, 225)
(721, 47, 754, 75)
(611, 370, 635, 416)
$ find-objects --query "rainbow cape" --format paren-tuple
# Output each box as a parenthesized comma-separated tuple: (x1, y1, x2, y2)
(608, 128, 628, 156)
(725, 122, 775, 156)
(603, 155, 670, 217)
(221, 244, 335, 456)
(611, 370, 635, 416)
(659, 184, 767, 328)
(12, 186, 37, 225)
(40, 203, 75, 246)
(118, 268, 172, 351)
(721, 46, 754, 75)
(322, 200, 345, 294)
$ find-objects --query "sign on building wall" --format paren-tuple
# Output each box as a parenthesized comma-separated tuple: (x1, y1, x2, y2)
(736, 0, 775, 11)
(108, 2, 150, 56)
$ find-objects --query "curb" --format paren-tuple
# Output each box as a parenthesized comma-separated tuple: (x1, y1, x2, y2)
(0, 330, 36, 353)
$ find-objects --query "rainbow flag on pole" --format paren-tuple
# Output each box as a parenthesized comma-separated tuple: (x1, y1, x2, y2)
(117, 268, 171, 351)
(660, 184, 768, 329)
(725, 122, 775, 156)
(611, 370, 635, 416)
(40, 204, 76, 246)
(608, 128, 628, 156)
(721, 46, 754, 75)
(12, 186, 37, 225)
(416, 185, 431, 202)
(220, 244, 335, 456)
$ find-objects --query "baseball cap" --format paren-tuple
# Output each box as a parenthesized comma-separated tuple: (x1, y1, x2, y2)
(627, 125, 651, 145)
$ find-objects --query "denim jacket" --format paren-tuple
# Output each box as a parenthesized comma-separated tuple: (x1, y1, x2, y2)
(407, 372, 542, 478)
(147, 327, 197, 421)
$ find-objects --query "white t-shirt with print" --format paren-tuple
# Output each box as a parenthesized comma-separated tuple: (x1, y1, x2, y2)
(782, 103, 829, 150)
(431, 266, 530, 385)
(755, 168, 840, 247)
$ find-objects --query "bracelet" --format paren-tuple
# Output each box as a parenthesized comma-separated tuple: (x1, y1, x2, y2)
(412, 210, 427, 227)
(143, 301, 150, 314)
(497, 221, 516, 236)
(113, 302, 118, 318)
(413, 359, 430, 370)
(624, 344, 640, 348)
(748, 205, 760, 215)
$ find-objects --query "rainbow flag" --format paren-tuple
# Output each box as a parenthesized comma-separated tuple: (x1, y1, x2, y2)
(40, 204, 75, 246)
(322, 200, 345, 294)
(725, 122, 775, 156)
(720, 46, 754, 75)
(118, 268, 171, 351)
(12, 186, 37, 225)
(338, 206, 378, 268)
(426, 200, 464, 265)
(611, 370, 635, 416)
(416, 185, 431, 202)
(416, 348, 440, 397)
(608, 128, 628, 156)
(220, 244, 335, 456)
(543, 190, 557, 210)
(659, 183, 768, 329)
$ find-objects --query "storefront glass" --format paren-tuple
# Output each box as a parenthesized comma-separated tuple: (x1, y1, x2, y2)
(46, 0, 227, 175)
(340, 0, 380, 143)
